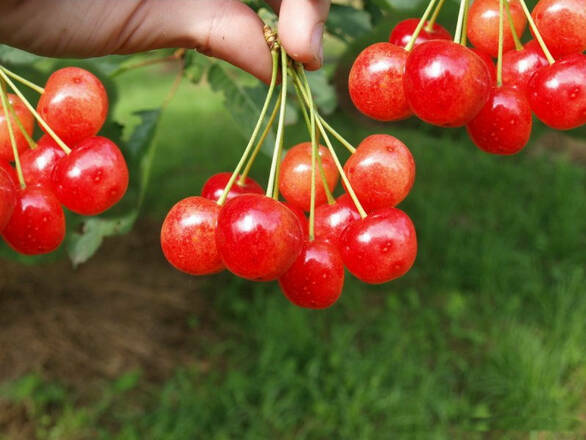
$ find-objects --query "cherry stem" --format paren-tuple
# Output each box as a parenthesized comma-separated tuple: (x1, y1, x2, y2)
(290, 68, 312, 133)
(307, 81, 318, 241)
(405, 0, 439, 52)
(497, 0, 505, 86)
(505, 0, 523, 51)
(218, 48, 280, 206)
(517, 0, 555, 64)
(109, 49, 186, 78)
(425, 0, 447, 32)
(454, 0, 468, 44)
(162, 56, 185, 110)
(0, 69, 72, 155)
(265, 45, 288, 199)
(0, 66, 45, 94)
(460, 0, 470, 46)
(0, 80, 25, 188)
(6, 98, 36, 149)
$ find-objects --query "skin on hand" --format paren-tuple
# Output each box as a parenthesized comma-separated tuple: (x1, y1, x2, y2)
(0, 0, 330, 83)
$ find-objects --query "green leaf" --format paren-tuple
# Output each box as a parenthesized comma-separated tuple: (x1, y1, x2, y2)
(367, 0, 426, 11)
(183, 51, 211, 85)
(326, 4, 373, 41)
(0, 44, 44, 65)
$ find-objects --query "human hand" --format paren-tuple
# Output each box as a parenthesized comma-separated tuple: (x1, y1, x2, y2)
(0, 0, 330, 83)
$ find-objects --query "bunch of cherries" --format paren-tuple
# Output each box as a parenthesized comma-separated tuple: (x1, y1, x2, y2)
(349, 0, 585, 155)
(0, 66, 128, 255)
(161, 29, 417, 309)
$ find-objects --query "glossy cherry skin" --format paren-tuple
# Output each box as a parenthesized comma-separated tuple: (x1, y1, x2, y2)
(279, 239, 344, 309)
(0, 167, 16, 232)
(404, 41, 491, 127)
(502, 41, 549, 96)
(2, 186, 65, 255)
(37, 67, 108, 146)
(339, 207, 417, 284)
(532, 0, 586, 58)
(215, 194, 304, 281)
(278, 142, 339, 212)
(201, 172, 264, 203)
(0, 159, 17, 185)
(21, 135, 66, 188)
(0, 94, 34, 162)
(52, 136, 129, 215)
(527, 54, 586, 130)
(160, 196, 224, 276)
(343, 134, 415, 212)
(389, 18, 452, 48)
(314, 194, 361, 246)
(471, 48, 497, 83)
(467, 86, 533, 155)
(282, 202, 309, 236)
(467, 0, 527, 58)
(349, 42, 412, 121)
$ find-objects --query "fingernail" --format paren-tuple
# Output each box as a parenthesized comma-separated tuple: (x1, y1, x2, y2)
(311, 23, 325, 65)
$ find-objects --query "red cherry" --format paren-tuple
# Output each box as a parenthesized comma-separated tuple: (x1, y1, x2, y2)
(21, 135, 66, 187)
(531, 0, 586, 58)
(0, 158, 17, 185)
(282, 202, 309, 236)
(2, 186, 65, 255)
(340, 207, 417, 284)
(201, 172, 263, 203)
(467, 86, 533, 155)
(343, 134, 415, 212)
(37, 67, 108, 146)
(52, 136, 129, 215)
(467, 0, 527, 58)
(0, 94, 34, 162)
(527, 54, 586, 130)
(348, 42, 412, 121)
(389, 18, 452, 48)
(470, 48, 497, 83)
(278, 142, 339, 212)
(279, 239, 344, 309)
(0, 167, 16, 232)
(314, 194, 361, 246)
(502, 41, 549, 95)
(404, 41, 491, 127)
(215, 194, 303, 281)
(160, 196, 224, 276)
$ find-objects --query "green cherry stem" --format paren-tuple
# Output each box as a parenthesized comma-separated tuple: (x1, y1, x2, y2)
(454, 0, 468, 44)
(0, 69, 72, 155)
(517, 0, 555, 64)
(308, 84, 318, 241)
(505, 0, 523, 51)
(0, 80, 25, 188)
(0, 66, 45, 94)
(6, 98, 36, 149)
(405, 0, 439, 52)
(497, 0, 505, 86)
(425, 0, 447, 32)
(460, 0, 470, 46)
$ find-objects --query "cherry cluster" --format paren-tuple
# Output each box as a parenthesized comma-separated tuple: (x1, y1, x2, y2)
(349, 0, 585, 155)
(161, 31, 417, 310)
(0, 67, 129, 255)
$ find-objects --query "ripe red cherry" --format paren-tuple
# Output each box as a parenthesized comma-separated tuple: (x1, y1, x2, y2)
(37, 67, 108, 146)
(471, 48, 497, 83)
(531, 0, 586, 58)
(0, 93, 34, 162)
(527, 54, 586, 130)
(52, 136, 129, 215)
(467, 0, 527, 58)
(215, 194, 303, 281)
(389, 18, 452, 48)
(314, 194, 361, 246)
(0, 159, 17, 185)
(340, 207, 417, 284)
(0, 167, 16, 232)
(404, 41, 491, 127)
(279, 239, 344, 309)
(21, 135, 66, 187)
(201, 172, 263, 203)
(282, 202, 309, 236)
(502, 41, 549, 95)
(160, 196, 224, 275)
(2, 186, 65, 255)
(278, 142, 339, 212)
(467, 86, 533, 155)
(343, 134, 415, 212)
(349, 42, 412, 121)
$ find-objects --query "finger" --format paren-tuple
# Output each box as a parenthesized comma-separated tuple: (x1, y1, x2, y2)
(277, 0, 331, 70)
(0, 0, 274, 83)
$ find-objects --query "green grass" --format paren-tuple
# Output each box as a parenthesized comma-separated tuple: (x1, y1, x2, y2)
(1, 63, 585, 439)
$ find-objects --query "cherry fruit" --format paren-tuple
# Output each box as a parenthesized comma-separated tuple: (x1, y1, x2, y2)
(279, 239, 344, 309)
(215, 194, 304, 281)
(161, 196, 224, 275)
(389, 18, 452, 48)
(340, 207, 417, 284)
(502, 41, 549, 96)
(37, 67, 108, 146)
(2, 186, 65, 255)
(471, 48, 497, 83)
(0, 167, 16, 232)
(52, 136, 129, 215)
(0, 94, 34, 162)
(404, 40, 491, 127)
(314, 193, 361, 246)
(201, 172, 263, 203)
(21, 135, 66, 187)
(282, 202, 309, 236)
(0, 159, 17, 185)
